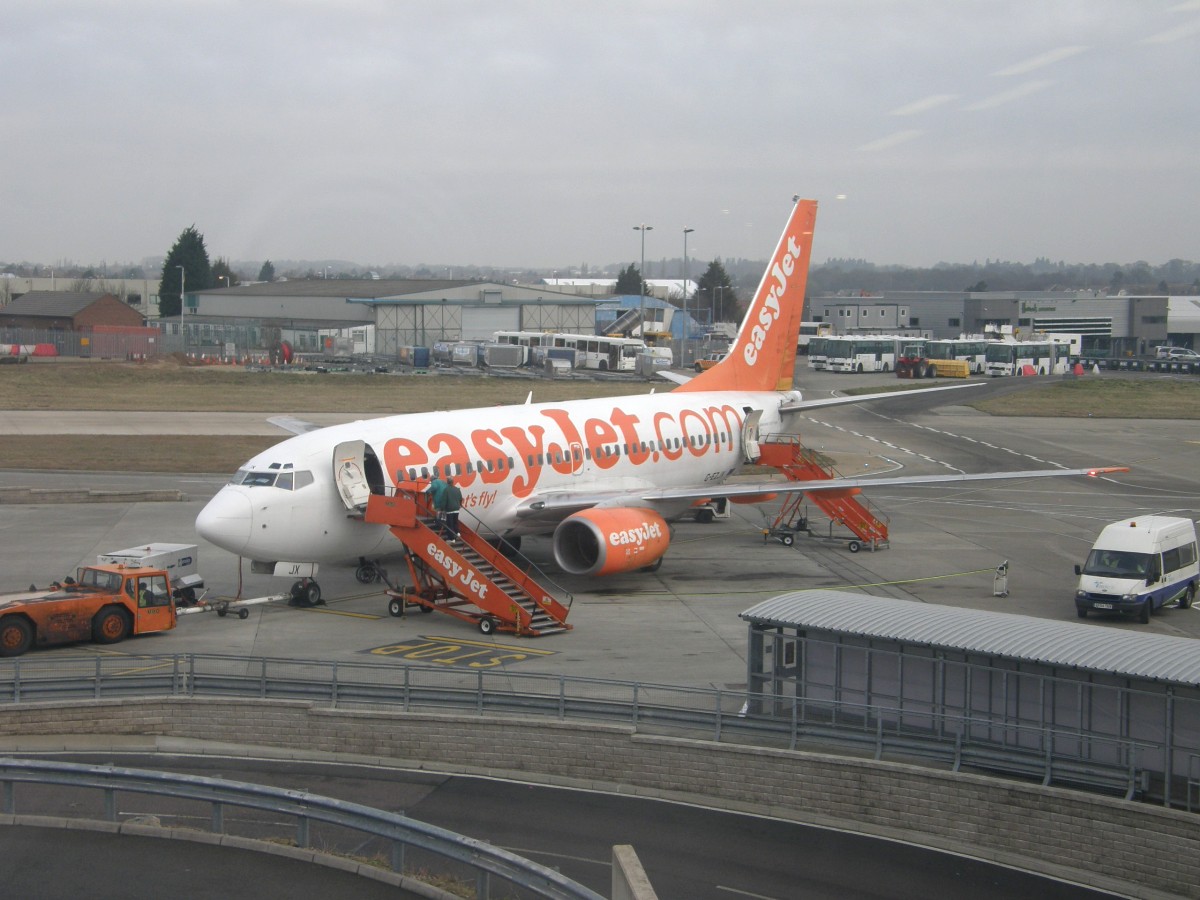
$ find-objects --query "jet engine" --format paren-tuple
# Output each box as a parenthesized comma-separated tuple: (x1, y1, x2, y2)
(553, 508, 671, 576)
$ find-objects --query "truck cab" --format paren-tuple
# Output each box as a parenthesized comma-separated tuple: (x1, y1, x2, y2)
(1074, 517, 1199, 623)
(0, 564, 177, 657)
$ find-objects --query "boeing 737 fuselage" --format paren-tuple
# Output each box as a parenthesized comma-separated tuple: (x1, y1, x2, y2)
(196, 198, 1125, 598)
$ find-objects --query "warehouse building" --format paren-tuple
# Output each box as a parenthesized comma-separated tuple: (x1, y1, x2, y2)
(810, 291, 1172, 356)
(186, 279, 600, 357)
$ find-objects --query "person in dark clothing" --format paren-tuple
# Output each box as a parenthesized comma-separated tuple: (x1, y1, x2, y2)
(443, 476, 463, 542)
(426, 474, 449, 535)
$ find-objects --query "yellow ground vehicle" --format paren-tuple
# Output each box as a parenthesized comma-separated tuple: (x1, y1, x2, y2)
(0, 564, 177, 657)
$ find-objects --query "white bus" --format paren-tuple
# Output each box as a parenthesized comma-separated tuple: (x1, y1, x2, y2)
(825, 336, 915, 373)
(807, 336, 834, 370)
(797, 321, 833, 353)
(493, 331, 648, 372)
(984, 340, 1066, 376)
(926, 338, 988, 374)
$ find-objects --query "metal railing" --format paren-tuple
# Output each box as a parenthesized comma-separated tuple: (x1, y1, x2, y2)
(0, 757, 603, 900)
(0, 653, 1170, 806)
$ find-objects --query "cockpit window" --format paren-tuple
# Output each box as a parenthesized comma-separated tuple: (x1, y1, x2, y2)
(233, 467, 310, 489)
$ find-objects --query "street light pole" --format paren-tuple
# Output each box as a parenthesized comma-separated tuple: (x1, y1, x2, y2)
(683, 227, 694, 364)
(177, 265, 186, 352)
(633, 224, 653, 338)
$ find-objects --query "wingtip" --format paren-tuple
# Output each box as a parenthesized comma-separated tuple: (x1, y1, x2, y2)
(1087, 466, 1131, 476)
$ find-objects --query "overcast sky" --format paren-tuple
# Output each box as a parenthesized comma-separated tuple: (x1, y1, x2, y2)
(4, 2, 1198, 272)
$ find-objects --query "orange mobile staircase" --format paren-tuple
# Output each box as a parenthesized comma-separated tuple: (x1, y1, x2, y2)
(363, 490, 572, 637)
(757, 436, 890, 552)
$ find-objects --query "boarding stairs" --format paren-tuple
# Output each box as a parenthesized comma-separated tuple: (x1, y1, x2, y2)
(757, 436, 890, 551)
(363, 490, 572, 637)
(606, 307, 644, 337)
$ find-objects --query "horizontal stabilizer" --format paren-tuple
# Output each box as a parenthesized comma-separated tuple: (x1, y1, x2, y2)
(781, 382, 985, 413)
(657, 370, 693, 386)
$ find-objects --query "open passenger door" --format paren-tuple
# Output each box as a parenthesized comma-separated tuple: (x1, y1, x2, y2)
(741, 409, 764, 464)
(333, 440, 386, 512)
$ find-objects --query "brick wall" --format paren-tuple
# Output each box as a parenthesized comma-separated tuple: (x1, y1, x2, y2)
(1, 698, 1194, 897)
(74, 294, 144, 329)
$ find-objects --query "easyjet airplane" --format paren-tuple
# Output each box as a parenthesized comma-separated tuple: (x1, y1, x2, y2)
(196, 198, 1124, 603)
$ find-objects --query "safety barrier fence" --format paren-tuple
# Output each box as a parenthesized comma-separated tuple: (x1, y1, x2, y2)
(0, 653, 1169, 806)
(0, 757, 603, 900)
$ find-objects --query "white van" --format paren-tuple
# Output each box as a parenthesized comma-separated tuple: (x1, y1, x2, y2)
(1074, 517, 1199, 622)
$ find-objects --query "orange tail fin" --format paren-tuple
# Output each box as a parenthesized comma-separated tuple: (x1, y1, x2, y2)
(678, 198, 817, 393)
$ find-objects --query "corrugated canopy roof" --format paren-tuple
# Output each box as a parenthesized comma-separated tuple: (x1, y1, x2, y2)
(742, 590, 1200, 687)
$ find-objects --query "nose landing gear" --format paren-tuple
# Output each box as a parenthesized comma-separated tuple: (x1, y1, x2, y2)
(289, 578, 324, 607)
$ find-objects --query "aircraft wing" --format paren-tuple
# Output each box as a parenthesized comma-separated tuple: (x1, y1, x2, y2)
(642, 465, 1130, 501)
(515, 465, 1129, 518)
(267, 415, 323, 435)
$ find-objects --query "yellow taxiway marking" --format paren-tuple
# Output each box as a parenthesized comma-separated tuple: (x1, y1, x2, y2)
(106, 660, 178, 677)
(294, 606, 382, 620)
(369, 635, 557, 668)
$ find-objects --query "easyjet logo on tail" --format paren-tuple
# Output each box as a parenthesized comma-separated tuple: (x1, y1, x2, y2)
(745, 231, 805, 367)
(677, 198, 817, 395)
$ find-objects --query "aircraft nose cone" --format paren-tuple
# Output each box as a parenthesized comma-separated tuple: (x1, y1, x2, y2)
(196, 489, 253, 555)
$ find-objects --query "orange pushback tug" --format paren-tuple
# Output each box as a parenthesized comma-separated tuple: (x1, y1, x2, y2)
(0, 563, 178, 657)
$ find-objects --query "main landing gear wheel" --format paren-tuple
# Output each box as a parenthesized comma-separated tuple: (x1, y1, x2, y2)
(290, 579, 323, 607)
(355, 563, 378, 584)
(848, 540, 862, 553)
(478, 616, 497, 635)
(388, 597, 404, 617)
